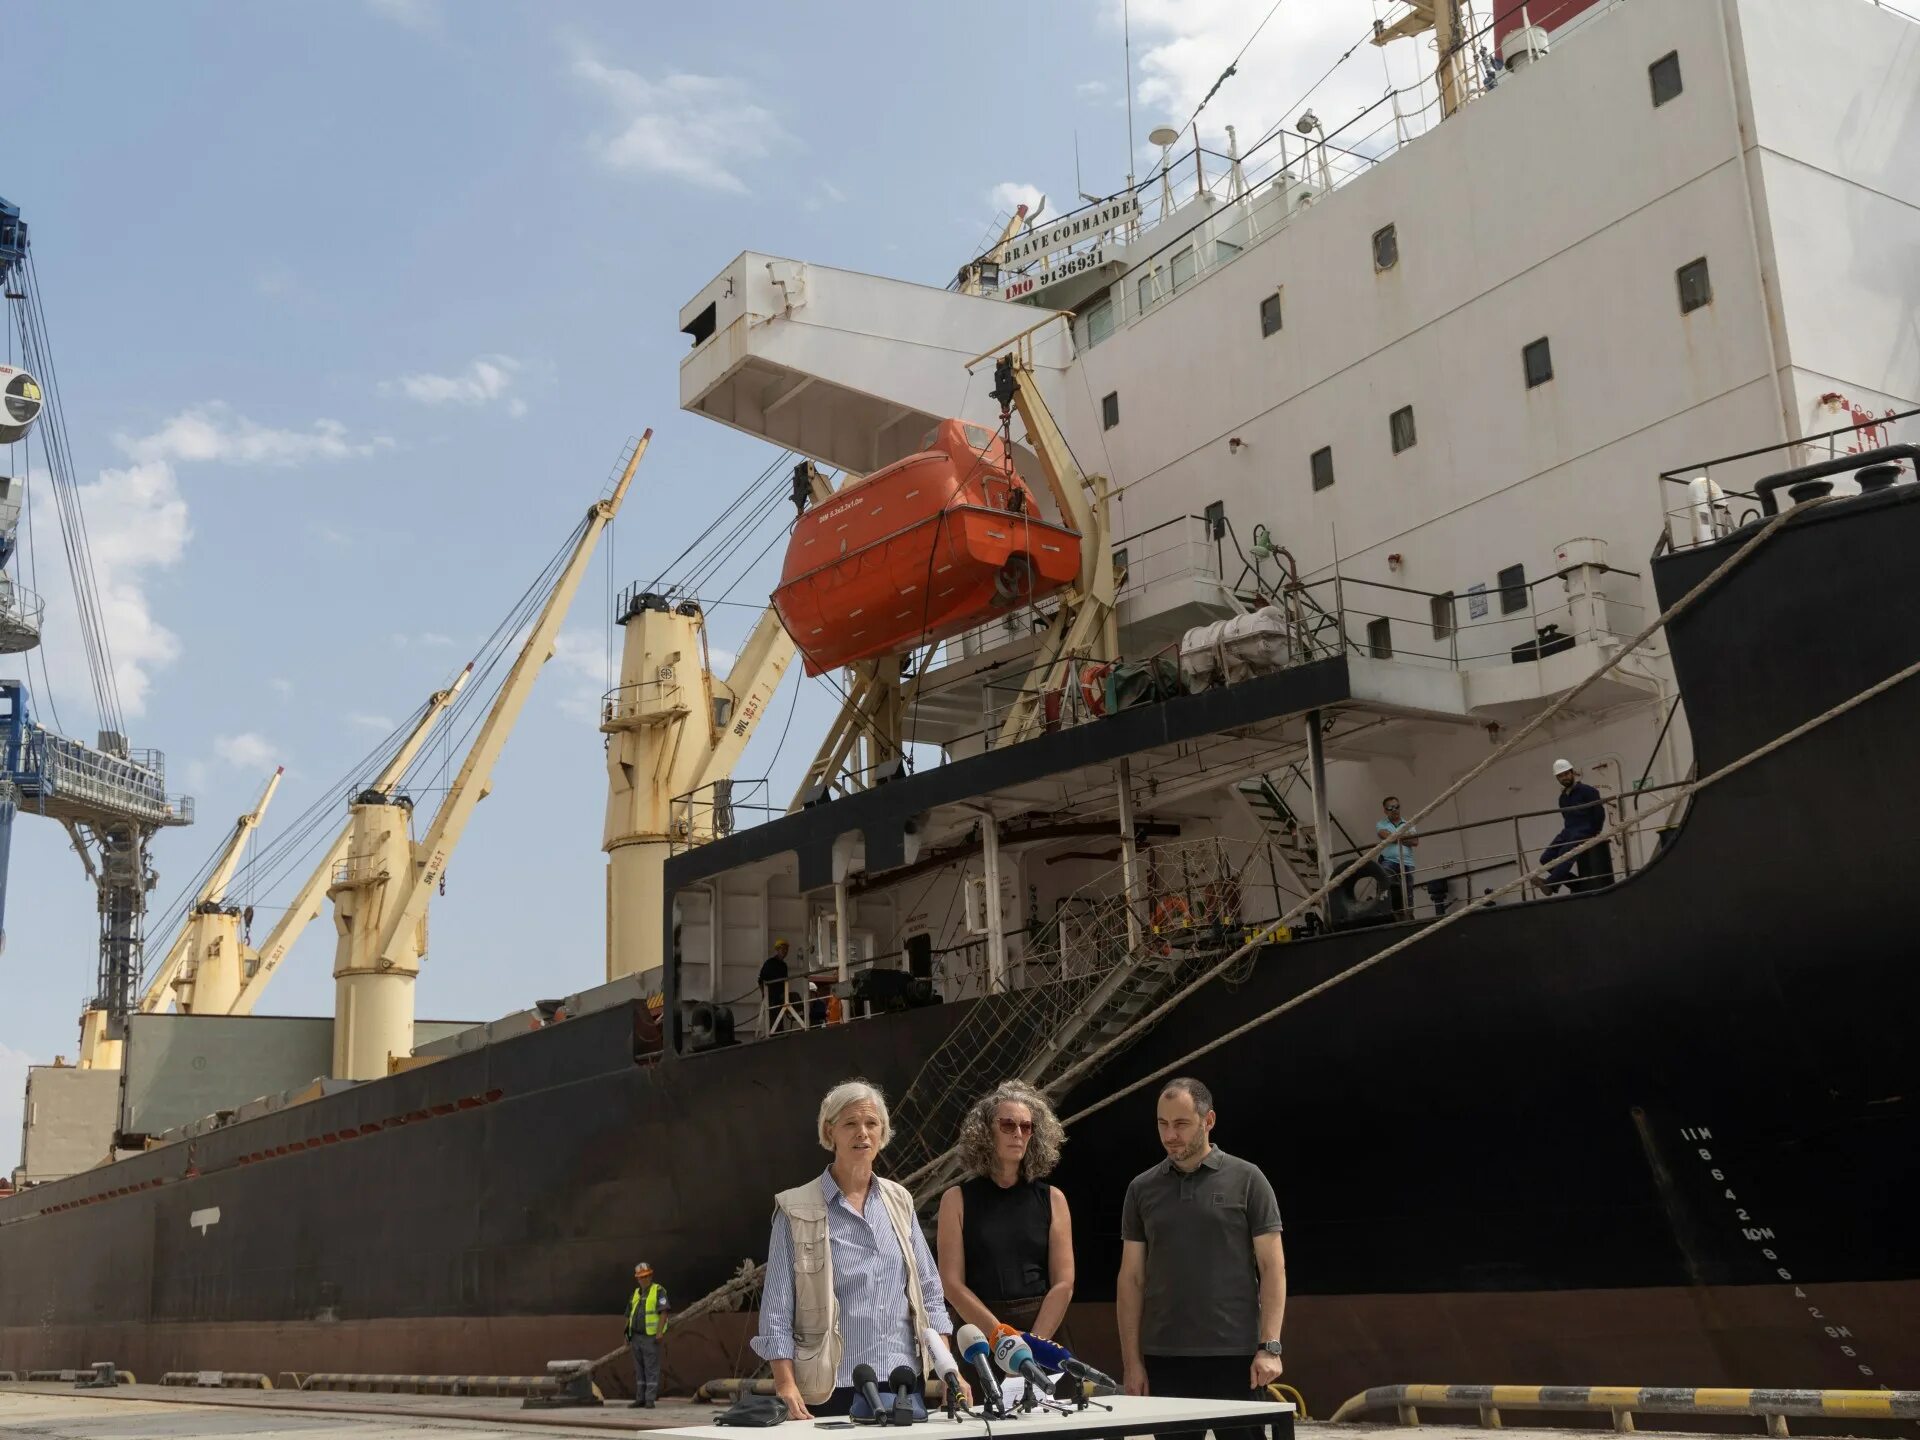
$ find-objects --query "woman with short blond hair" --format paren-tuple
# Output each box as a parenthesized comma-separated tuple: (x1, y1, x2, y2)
(936, 1080, 1075, 1342)
(752, 1079, 959, 1420)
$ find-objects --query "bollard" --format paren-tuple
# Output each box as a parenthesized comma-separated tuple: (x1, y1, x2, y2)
(523, 1359, 602, 1410)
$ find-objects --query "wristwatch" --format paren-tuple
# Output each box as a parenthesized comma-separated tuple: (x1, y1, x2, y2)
(1258, 1340, 1283, 1356)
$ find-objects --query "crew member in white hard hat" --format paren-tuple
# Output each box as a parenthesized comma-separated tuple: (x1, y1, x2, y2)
(624, 1260, 670, 1407)
(1540, 759, 1614, 895)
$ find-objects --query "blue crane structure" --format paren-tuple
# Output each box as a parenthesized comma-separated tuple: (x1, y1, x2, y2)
(0, 193, 193, 1021)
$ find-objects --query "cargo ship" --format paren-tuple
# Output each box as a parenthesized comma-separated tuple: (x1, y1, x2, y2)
(5, 0, 1919, 1412)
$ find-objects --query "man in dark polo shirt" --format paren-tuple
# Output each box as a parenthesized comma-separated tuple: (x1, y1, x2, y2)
(1117, 1077, 1286, 1440)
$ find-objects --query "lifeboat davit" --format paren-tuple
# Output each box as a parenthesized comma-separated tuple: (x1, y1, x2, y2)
(774, 419, 1082, 675)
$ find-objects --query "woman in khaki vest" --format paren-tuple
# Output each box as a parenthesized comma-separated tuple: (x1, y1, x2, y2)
(752, 1079, 966, 1419)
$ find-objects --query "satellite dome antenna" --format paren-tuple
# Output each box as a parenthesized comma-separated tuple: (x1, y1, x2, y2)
(1147, 125, 1182, 218)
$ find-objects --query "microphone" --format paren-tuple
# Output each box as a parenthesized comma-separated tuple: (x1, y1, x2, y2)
(888, 1365, 919, 1426)
(852, 1362, 887, 1425)
(956, 1324, 1004, 1414)
(921, 1328, 963, 1419)
(990, 1326, 1053, 1408)
(1022, 1332, 1072, 1371)
(1062, 1356, 1121, 1396)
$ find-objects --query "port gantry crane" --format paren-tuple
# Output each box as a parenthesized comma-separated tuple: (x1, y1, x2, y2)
(2, 195, 195, 1039)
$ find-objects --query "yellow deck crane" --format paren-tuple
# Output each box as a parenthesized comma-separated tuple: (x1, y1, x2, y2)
(133, 765, 283, 1021)
(223, 666, 471, 1018)
(328, 434, 644, 1079)
(601, 462, 836, 981)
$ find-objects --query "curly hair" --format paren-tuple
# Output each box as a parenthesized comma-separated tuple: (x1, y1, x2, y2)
(955, 1080, 1066, 1182)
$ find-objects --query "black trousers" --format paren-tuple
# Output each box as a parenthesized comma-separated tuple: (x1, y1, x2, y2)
(1144, 1353, 1269, 1440)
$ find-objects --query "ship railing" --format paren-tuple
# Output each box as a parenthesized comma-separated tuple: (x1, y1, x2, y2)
(998, 0, 1634, 352)
(1322, 777, 1691, 912)
(670, 776, 775, 853)
(601, 676, 689, 729)
(0, 578, 45, 648)
(1654, 404, 1920, 555)
(1302, 567, 1648, 675)
(976, 650, 1130, 750)
(13, 724, 192, 825)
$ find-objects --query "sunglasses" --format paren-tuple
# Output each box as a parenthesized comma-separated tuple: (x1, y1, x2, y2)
(997, 1118, 1034, 1136)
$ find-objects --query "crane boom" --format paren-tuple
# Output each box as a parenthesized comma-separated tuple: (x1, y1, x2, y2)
(373, 435, 645, 972)
(224, 665, 471, 1017)
(136, 766, 282, 1015)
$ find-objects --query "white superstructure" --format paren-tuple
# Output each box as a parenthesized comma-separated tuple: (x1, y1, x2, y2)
(672, 0, 1920, 1022)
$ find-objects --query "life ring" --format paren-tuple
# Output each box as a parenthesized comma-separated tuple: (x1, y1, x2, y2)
(1150, 894, 1192, 932)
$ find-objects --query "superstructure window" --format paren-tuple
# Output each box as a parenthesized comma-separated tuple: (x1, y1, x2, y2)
(1214, 238, 1243, 264)
(1677, 257, 1713, 314)
(1259, 291, 1283, 338)
(1102, 391, 1120, 430)
(1373, 224, 1399, 271)
(1649, 51, 1683, 106)
(1390, 405, 1418, 454)
(1310, 445, 1335, 492)
(1085, 298, 1115, 345)
(1497, 563, 1528, 615)
(1523, 337, 1554, 388)
(1366, 617, 1393, 659)
(1430, 592, 1455, 640)
(1137, 271, 1157, 314)
(1171, 248, 1198, 292)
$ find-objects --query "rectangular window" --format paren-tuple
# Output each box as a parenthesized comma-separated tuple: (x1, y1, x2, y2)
(1214, 238, 1243, 265)
(1373, 223, 1398, 271)
(1259, 291, 1283, 338)
(1649, 50, 1683, 106)
(1310, 445, 1335, 492)
(1497, 563, 1528, 614)
(1102, 391, 1120, 431)
(1085, 299, 1115, 345)
(1366, 616, 1393, 659)
(1523, 336, 1553, 388)
(1430, 592, 1455, 640)
(1136, 271, 1156, 314)
(1677, 257, 1712, 314)
(1390, 404, 1417, 454)
(1170, 248, 1198, 291)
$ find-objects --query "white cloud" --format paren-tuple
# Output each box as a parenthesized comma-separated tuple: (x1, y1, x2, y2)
(991, 182, 1046, 219)
(347, 712, 396, 734)
(117, 402, 392, 468)
(366, 0, 442, 32)
(803, 180, 847, 214)
(381, 355, 525, 416)
(571, 50, 792, 194)
(1075, 79, 1110, 99)
(269, 676, 294, 700)
(0, 1042, 29, 1174)
(214, 732, 277, 771)
(419, 632, 455, 647)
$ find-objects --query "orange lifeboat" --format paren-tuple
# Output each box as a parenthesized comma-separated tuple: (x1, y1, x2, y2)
(773, 419, 1082, 675)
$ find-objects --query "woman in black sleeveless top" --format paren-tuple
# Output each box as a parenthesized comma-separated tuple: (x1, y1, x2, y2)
(936, 1080, 1075, 1343)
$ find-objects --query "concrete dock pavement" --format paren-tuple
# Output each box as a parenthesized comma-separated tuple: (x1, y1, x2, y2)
(0, 1382, 713, 1435)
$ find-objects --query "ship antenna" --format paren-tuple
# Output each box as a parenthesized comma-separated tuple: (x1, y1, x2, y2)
(1123, 0, 1136, 205)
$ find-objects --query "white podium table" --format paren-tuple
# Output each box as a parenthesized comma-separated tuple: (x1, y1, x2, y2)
(651, 1394, 1296, 1440)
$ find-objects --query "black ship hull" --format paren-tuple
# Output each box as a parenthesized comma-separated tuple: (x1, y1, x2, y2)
(4, 488, 1918, 1407)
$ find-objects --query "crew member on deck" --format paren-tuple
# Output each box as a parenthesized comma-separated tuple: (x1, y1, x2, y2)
(936, 1080, 1076, 1344)
(1542, 759, 1614, 894)
(1117, 1078, 1286, 1440)
(1376, 796, 1419, 914)
(759, 939, 793, 1030)
(624, 1261, 669, 1408)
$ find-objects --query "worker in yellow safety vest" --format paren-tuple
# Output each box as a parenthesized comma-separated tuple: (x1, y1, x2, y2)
(625, 1261, 670, 1407)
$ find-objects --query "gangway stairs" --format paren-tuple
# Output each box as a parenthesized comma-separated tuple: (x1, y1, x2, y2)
(884, 841, 1258, 1199)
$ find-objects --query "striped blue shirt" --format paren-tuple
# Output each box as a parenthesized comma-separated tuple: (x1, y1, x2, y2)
(751, 1168, 952, 1387)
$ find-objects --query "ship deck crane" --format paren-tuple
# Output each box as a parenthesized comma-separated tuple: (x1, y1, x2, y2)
(602, 461, 836, 981)
(328, 435, 645, 1079)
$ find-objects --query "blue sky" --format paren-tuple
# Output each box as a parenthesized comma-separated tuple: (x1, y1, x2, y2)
(2, 0, 1406, 1160)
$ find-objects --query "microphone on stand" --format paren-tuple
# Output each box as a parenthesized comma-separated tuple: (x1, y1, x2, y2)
(888, 1364, 921, 1426)
(1061, 1357, 1122, 1396)
(956, 1324, 1004, 1415)
(852, 1363, 888, 1425)
(1022, 1333, 1072, 1371)
(922, 1328, 964, 1419)
(989, 1326, 1053, 1409)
